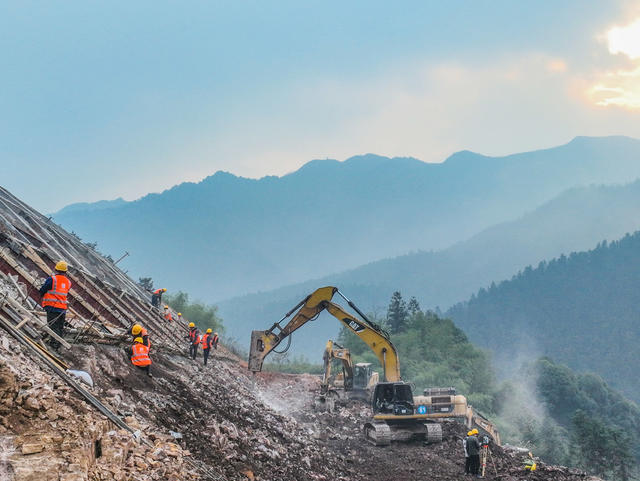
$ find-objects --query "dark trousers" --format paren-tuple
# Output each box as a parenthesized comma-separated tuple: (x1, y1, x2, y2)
(46, 310, 66, 346)
(470, 455, 480, 475)
(203, 347, 211, 365)
(190, 344, 198, 360)
(465, 456, 471, 474)
(151, 294, 160, 307)
(135, 365, 151, 376)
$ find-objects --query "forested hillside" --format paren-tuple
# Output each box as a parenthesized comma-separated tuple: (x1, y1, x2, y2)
(218, 180, 640, 355)
(53, 136, 640, 301)
(447, 230, 640, 401)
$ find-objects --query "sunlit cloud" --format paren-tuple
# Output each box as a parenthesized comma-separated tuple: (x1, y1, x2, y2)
(607, 18, 640, 59)
(589, 17, 640, 110)
(590, 66, 640, 109)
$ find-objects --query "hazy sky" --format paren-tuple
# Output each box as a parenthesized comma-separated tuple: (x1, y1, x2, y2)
(2, 1, 640, 212)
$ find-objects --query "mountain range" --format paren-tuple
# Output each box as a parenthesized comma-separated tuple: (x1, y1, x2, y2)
(52, 135, 640, 304)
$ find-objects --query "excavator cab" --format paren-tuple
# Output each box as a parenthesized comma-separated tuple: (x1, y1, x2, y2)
(372, 382, 414, 415)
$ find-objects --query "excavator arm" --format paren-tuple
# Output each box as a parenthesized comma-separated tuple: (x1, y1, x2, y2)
(248, 286, 401, 382)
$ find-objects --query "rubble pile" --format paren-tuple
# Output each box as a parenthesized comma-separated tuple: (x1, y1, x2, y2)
(256, 375, 603, 481)
(0, 333, 196, 481)
(63, 343, 358, 481)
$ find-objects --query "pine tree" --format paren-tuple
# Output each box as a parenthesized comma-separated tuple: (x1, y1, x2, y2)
(387, 291, 408, 333)
(407, 296, 421, 316)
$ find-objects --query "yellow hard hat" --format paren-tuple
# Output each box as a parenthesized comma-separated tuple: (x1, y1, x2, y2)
(467, 431, 473, 436)
(206, 328, 212, 333)
(189, 322, 195, 328)
(131, 324, 142, 335)
(471, 429, 478, 435)
(177, 312, 182, 316)
(55, 261, 68, 272)
(214, 332, 218, 336)
(164, 305, 169, 309)
(134, 337, 144, 343)
(162, 288, 167, 292)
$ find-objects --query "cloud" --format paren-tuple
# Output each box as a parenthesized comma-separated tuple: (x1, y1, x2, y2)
(589, 17, 640, 110)
(607, 17, 640, 59)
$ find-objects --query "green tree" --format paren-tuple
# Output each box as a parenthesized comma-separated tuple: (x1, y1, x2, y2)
(138, 277, 154, 291)
(164, 291, 224, 333)
(387, 291, 408, 333)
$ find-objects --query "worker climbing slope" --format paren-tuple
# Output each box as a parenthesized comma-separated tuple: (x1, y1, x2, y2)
(163, 305, 173, 321)
(131, 337, 152, 377)
(39, 260, 72, 349)
(151, 287, 166, 307)
(201, 329, 218, 366)
(186, 322, 200, 360)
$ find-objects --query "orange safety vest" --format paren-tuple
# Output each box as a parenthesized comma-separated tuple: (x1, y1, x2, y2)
(153, 288, 163, 295)
(42, 274, 71, 310)
(189, 329, 198, 342)
(131, 343, 151, 366)
(164, 311, 172, 321)
(202, 334, 211, 349)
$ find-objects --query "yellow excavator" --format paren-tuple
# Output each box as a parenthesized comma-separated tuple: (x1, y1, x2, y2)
(248, 286, 442, 445)
(315, 339, 379, 412)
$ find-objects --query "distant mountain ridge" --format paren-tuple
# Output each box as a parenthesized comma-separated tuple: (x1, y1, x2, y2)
(52, 135, 640, 304)
(217, 179, 640, 355)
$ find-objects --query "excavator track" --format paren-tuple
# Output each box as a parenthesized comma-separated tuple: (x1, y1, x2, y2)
(425, 423, 443, 444)
(364, 421, 391, 446)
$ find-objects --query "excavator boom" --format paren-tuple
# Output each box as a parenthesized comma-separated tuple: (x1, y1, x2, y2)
(248, 286, 401, 382)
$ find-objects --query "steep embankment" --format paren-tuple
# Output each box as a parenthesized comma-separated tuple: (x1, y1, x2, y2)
(447, 231, 640, 401)
(53, 136, 640, 301)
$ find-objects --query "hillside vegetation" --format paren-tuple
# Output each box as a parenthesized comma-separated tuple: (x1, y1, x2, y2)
(447, 230, 640, 401)
(53, 136, 640, 301)
(218, 179, 640, 356)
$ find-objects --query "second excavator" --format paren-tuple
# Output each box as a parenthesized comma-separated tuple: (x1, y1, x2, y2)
(248, 286, 443, 445)
(315, 339, 379, 412)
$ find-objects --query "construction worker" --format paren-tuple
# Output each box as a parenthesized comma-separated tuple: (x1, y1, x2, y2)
(201, 328, 214, 365)
(151, 288, 166, 307)
(467, 428, 481, 477)
(463, 430, 472, 475)
(163, 305, 173, 321)
(177, 312, 183, 323)
(39, 260, 72, 348)
(212, 331, 219, 349)
(131, 337, 152, 377)
(186, 322, 200, 360)
(130, 324, 150, 347)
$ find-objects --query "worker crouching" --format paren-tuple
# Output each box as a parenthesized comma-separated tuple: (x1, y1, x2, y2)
(131, 337, 152, 377)
(130, 323, 150, 347)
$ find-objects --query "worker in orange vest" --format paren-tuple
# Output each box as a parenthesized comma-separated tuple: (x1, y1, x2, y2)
(131, 337, 152, 377)
(201, 329, 216, 365)
(39, 260, 72, 348)
(163, 305, 173, 321)
(177, 312, 183, 323)
(151, 288, 166, 307)
(130, 324, 150, 347)
(186, 322, 200, 360)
